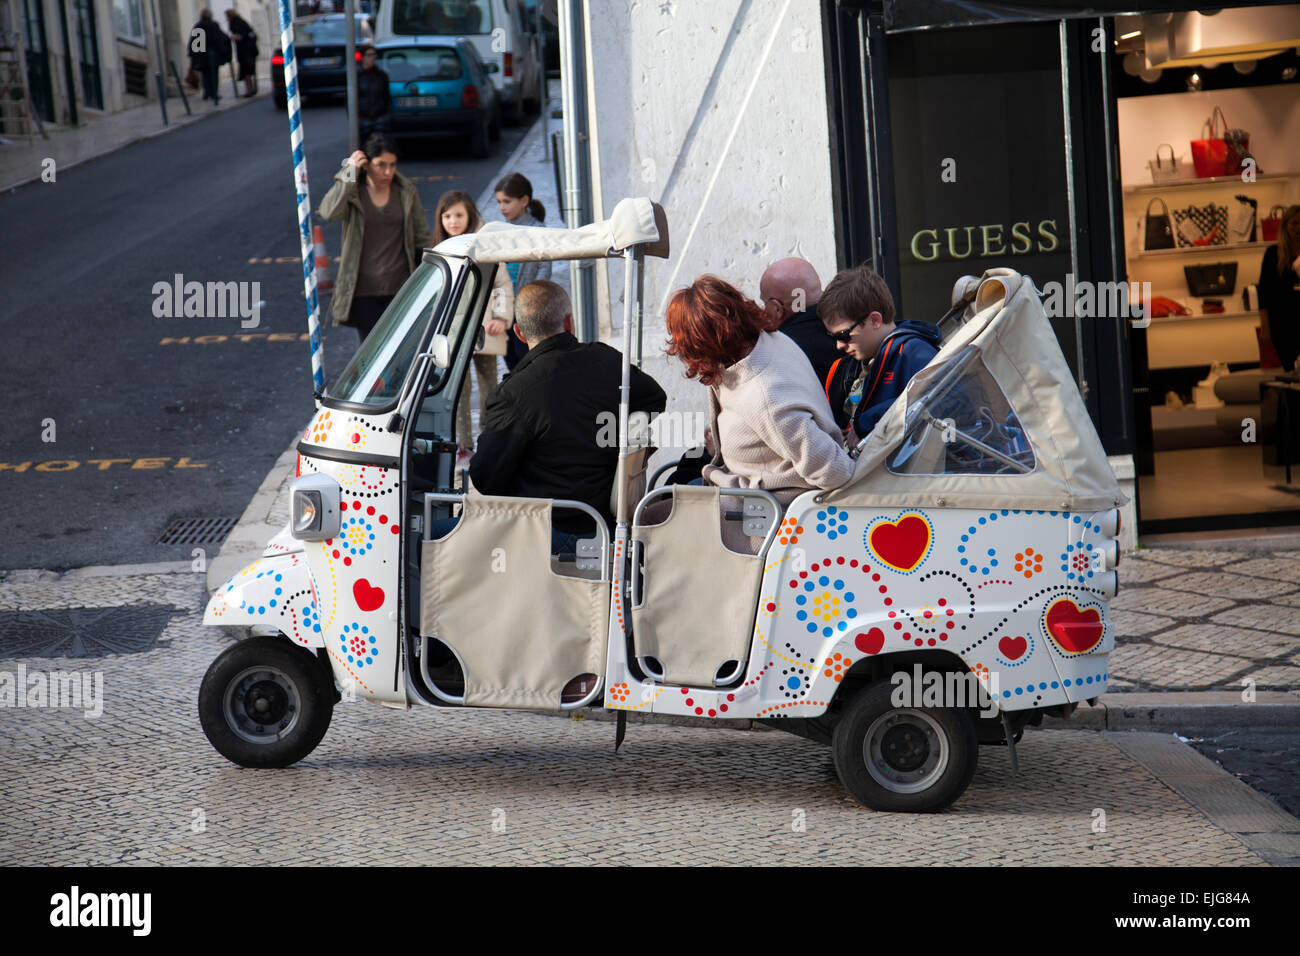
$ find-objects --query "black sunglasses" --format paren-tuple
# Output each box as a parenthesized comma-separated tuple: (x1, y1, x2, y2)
(829, 316, 867, 343)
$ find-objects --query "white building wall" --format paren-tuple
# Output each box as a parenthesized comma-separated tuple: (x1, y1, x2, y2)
(587, 0, 837, 461)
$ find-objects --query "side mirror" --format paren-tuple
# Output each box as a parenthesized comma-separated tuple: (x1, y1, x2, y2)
(429, 333, 451, 368)
(476, 326, 486, 351)
(484, 62, 500, 74)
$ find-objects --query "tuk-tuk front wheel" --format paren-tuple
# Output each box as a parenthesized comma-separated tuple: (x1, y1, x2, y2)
(198, 635, 334, 768)
(832, 679, 977, 812)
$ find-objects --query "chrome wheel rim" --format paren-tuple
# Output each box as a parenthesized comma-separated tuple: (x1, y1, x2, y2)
(863, 709, 949, 794)
(223, 665, 301, 745)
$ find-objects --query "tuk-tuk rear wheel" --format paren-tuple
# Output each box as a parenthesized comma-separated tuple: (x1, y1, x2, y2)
(199, 635, 334, 768)
(832, 679, 977, 812)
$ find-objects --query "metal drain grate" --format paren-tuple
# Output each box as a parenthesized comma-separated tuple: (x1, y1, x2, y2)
(158, 516, 239, 546)
(0, 607, 180, 658)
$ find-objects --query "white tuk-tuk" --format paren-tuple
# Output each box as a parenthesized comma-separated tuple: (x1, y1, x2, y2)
(199, 198, 1125, 812)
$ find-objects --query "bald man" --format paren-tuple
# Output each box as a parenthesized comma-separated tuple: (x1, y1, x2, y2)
(759, 257, 839, 383)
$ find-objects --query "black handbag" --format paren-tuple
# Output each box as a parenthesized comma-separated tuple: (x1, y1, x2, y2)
(1143, 197, 1175, 251)
(1184, 262, 1238, 297)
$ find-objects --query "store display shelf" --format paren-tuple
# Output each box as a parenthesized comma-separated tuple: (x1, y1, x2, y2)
(1123, 172, 1297, 195)
(1149, 309, 1259, 324)
(1132, 239, 1269, 259)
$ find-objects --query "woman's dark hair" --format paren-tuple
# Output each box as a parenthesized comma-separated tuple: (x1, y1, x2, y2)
(432, 189, 484, 244)
(666, 275, 767, 386)
(363, 133, 400, 161)
(495, 172, 545, 222)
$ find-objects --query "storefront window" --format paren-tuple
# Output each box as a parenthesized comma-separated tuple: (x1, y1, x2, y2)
(885, 21, 1078, 381)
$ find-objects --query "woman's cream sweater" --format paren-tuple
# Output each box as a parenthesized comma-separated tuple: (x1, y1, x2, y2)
(702, 331, 856, 500)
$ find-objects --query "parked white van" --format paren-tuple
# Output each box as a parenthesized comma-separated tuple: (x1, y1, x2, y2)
(374, 0, 543, 122)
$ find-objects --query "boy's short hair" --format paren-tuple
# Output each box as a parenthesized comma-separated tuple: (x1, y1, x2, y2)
(819, 263, 895, 326)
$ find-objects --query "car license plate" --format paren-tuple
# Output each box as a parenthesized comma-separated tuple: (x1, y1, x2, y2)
(397, 96, 438, 107)
(303, 56, 339, 67)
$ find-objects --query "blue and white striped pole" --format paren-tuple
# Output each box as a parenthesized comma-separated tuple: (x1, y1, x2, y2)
(278, 0, 325, 393)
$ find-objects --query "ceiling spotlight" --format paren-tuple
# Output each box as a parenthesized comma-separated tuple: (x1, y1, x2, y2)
(1139, 67, 1161, 83)
(1232, 60, 1257, 75)
(1187, 72, 1203, 91)
(1283, 66, 1297, 81)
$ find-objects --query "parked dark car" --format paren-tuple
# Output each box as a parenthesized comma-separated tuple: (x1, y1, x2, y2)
(271, 13, 374, 109)
(377, 38, 501, 157)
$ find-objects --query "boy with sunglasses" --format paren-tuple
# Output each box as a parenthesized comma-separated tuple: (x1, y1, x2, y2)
(819, 264, 942, 447)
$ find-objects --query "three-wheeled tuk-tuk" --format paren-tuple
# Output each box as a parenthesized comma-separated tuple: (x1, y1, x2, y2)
(200, 198, 1126, 812)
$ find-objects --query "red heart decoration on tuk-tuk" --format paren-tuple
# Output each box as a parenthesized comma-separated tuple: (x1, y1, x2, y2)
(854, 627, 885, 655)
(353, 578, 386, 613)
(867, 513, 932, 573)
(1044, 599, 1103, 655)
(998, 635, 1027, 661)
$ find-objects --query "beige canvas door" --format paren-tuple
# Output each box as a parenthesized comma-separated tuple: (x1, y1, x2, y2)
(420, 494, 610, 708)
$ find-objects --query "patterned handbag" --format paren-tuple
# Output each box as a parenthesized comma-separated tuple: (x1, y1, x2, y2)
(1171, 202, 1228, 248)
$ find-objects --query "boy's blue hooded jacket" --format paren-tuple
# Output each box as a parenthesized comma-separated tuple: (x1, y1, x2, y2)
(829, 320, 942, 438)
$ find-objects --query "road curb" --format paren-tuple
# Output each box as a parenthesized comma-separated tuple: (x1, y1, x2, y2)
(1039, 691, 1300, 734)
(207, 438, 300, 593)
(1107, 731, 1300, 866)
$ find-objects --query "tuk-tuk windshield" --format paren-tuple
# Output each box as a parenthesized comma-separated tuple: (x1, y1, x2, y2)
(327, 260, 447, 408)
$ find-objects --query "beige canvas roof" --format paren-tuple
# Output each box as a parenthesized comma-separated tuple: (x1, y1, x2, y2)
(818, 269, 1127, 514)
(435, 197, 664, 263)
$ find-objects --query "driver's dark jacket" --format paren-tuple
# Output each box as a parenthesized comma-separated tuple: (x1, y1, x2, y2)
(469, 332, 667, 535)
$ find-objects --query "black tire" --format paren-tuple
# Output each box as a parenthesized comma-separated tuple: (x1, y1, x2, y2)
(198, 635, 334, 768)
(489, 107, 501, 142)
(832, 678, 977, 812)
(468, 114, 490, 159)
(273, 91, 286, 110)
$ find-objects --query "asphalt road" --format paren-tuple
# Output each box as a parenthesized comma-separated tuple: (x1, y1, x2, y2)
(0, 97, 530, 570)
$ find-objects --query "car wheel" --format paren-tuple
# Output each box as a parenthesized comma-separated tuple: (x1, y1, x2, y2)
(831, 677, 977, 812)
(502, 98, 522, 126)
(489, 108, 501, 142)
(468, 114, 490, 159)
(198, 635, 335, 768)
(273, 90, 286, 110)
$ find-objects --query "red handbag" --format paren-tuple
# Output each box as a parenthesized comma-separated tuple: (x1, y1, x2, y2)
(1191, 107, 1230, 178)
(1262, 205, 1285, 242)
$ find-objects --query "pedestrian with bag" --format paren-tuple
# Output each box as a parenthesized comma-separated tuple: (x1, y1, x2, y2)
(494, 172, 550, 372)
(224, 8, 259, 98)
(189, 9, 230, 103)
(432, 190, 513, 460)
(318, 134, 432, 343)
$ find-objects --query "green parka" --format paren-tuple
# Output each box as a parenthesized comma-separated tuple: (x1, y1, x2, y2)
(317, 166, 432, 326)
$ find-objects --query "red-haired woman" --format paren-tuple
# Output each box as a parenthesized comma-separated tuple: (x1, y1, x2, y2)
(666, 276, 855, 501)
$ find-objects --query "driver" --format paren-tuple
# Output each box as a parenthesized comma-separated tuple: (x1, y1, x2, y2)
(468, 281, 667, 551)
(819, 264, 942, 445)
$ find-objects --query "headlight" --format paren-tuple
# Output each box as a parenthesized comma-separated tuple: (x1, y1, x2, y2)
(294, 491, 321, 534)
(289, 475, 340, 541)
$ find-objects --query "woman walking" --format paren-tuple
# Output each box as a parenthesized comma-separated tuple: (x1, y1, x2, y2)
(318, 134, 432, 343)
(494, 172, 550, 371)
(432, 190, 513, 459)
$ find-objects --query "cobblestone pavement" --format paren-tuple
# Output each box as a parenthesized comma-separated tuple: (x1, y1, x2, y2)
(0, 564, 1290, 866)
(1112, 549, 1300, 693)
